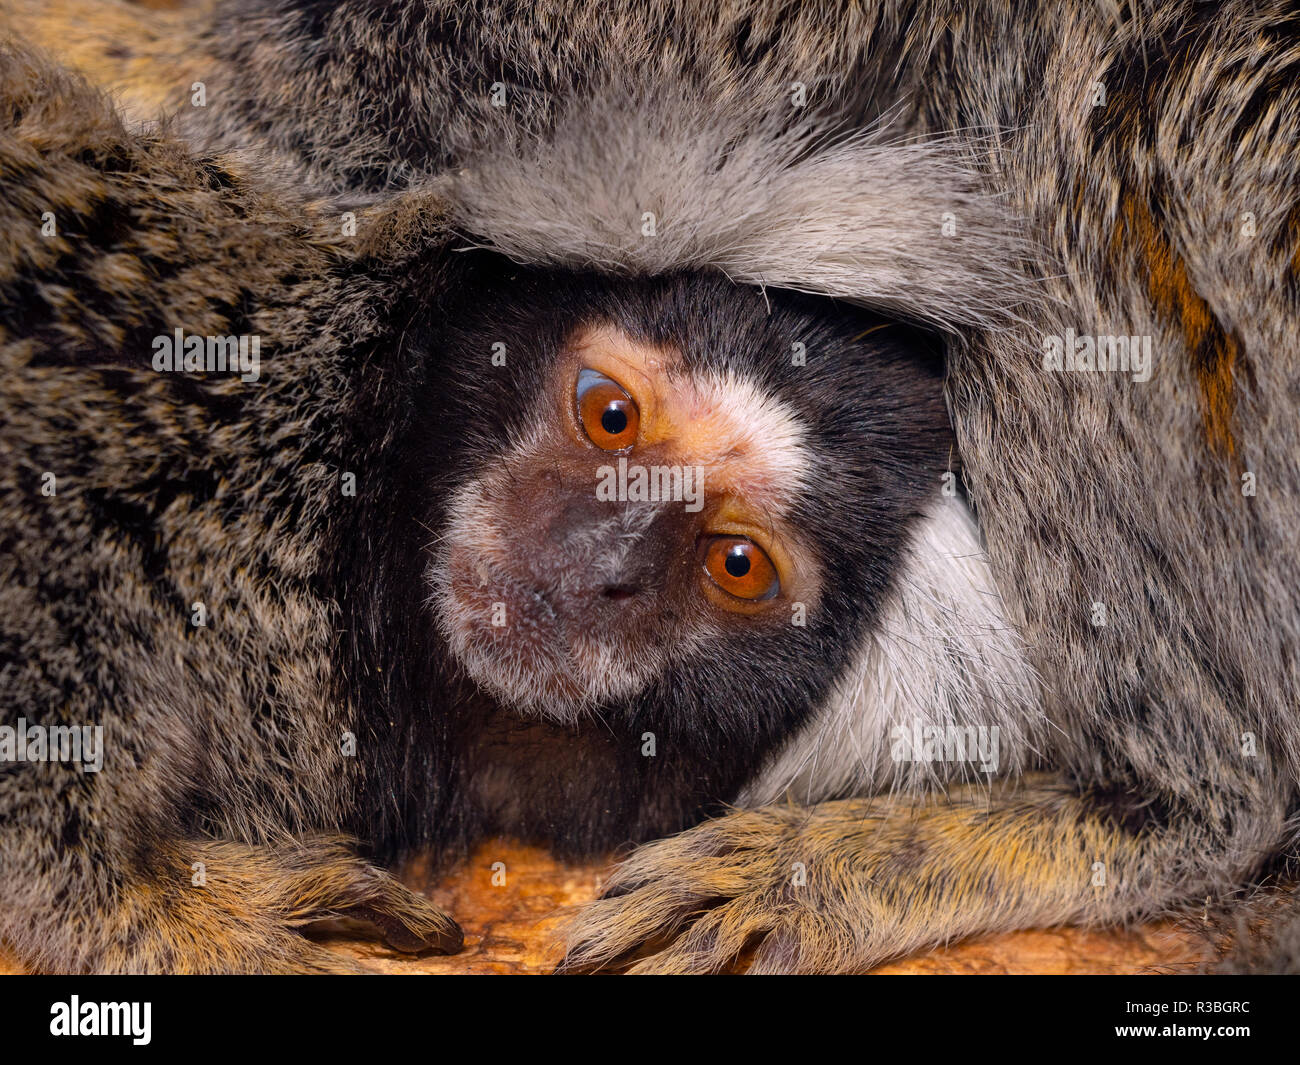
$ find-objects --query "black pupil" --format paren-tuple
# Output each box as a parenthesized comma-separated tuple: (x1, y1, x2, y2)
(724, 547, 751, 578)
(601, 405, 628, 435)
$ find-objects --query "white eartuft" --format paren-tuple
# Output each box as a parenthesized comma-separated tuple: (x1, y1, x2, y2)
(740, 494, 1046, 805)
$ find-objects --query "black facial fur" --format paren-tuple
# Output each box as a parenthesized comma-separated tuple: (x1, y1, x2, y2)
(340, 253, 954, 858)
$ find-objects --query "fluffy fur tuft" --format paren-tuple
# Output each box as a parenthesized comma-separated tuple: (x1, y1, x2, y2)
(743, 494, 1043, 805)
(446, 85, 1034, 331)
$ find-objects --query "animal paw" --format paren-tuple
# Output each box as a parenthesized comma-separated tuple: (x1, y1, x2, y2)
(557, 804, 888, 974)
(96, 836, 463, 973)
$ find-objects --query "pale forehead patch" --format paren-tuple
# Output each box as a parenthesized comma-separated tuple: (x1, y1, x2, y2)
(666, 368, 807, 513)
(567, 324, 808, 514)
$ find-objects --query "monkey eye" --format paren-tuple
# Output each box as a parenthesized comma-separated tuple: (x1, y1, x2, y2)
(576, 368, 639, 450)
(699, 535, 780, 602)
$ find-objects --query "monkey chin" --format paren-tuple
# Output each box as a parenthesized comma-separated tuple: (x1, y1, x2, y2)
(429, 551, 657, 726)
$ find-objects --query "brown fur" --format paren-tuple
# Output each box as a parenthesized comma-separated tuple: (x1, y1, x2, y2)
(0, 35, 462, 972)
(4, 0, 1299, 975)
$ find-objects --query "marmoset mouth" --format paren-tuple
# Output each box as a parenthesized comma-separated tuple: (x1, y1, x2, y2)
(432, 537, 661, 718)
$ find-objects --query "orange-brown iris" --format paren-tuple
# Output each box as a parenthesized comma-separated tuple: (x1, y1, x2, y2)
(576, 369, 639, 450)
(699, 535, 780, 601)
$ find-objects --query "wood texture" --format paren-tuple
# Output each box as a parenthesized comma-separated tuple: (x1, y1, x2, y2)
(303, 841, 1214, 974)
(0, 839, 1212, 974)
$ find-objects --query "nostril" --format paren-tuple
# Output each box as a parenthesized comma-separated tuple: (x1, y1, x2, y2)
(601, 584, 638, 602)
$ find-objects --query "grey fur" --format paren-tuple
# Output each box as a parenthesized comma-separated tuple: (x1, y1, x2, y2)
(444, 89, 1031, 331)
(0, 37, 463, 971)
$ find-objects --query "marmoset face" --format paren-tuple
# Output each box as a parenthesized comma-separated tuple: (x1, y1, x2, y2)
(424, 258, 952, 740)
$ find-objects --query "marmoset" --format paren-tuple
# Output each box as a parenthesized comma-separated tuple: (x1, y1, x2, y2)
(1, 0, 1297, 974)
